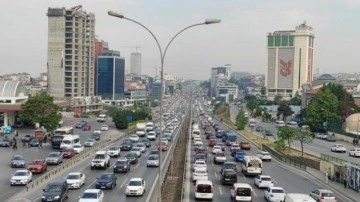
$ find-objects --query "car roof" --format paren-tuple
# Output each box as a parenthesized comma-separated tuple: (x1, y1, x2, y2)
(224, 161, 236, 165)
(233, 183, 252, 189)
(259, 175, 271, 178)
(194, 167, 207, 171)
(317, 189, 333, 193)
(195, 180, 213, 185)
(270, 186, 284, 190)
(130, 178, 143, 181)
(83, 189, 101, 193)
(68, 172, 82, 175)
(48, 180, 66, 185)
(96, 151, 107, 155)
(15, 169, 28, 173)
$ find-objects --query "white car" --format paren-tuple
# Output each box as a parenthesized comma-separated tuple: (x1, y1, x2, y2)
(93, 129, 101, 134)
(230, 143, 241, 151)
(309, 189, 337, 202)
(125, 178, 146, 196)
(161, 138, 169, 145)
(65, 172, 86, 189)
(73, 144, 84, 154)
(131, 147, 142, 157)
(264, 186, 285, 202)
(254, 175, 274, 188)
(212, 146, 222, 154)
(84, 139, 96, 147)
(101, 125, 109, 131)
(79, 189, 104, 202)
(129, 134, 140, 142)
(192, 167, 208, 182)
(330, 144, 346, 153)
(193, 160, 207, 171)
(214, 152, 227, 164)
(135, 143, 147, 153)
(349, 148, 360, 157)
(107, 146, 121, 157)
(10, 170, 32, 185)
(147, 131, 156, 141)
(193, 137, 202, 142)
(256, 151, 272, 161)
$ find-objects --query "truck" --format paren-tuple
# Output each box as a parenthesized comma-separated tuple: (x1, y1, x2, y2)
(136, 123, 146, 137)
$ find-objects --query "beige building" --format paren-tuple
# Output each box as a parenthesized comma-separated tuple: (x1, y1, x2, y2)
(47, 6, 95, 98)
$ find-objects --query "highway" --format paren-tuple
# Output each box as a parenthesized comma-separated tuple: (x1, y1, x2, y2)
(230, 104, 360, 165)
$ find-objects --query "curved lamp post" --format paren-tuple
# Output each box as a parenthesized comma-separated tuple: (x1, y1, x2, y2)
(108, 10, 220, 202)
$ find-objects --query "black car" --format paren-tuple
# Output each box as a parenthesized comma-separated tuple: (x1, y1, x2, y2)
(75, 121, 87, 129)
(113, 159, 131, 173)
(124, 152, 138, 164)
(120, 142, 133, 151)
(221, 169, 237, 185)
(91, 133, 100, 141)
(21, 135, 33, 142)
(30, 139, 39, 147)
(230, 148, 242, 157)
(139, 139, 151, 147)
(264, 130, 273, 136)
(95, 173, 117, 189)
(256, 126, 264, 132)
(42, 180, 69, 202)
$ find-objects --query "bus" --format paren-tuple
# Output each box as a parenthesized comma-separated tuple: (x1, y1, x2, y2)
(241, 156, 262, 176)
(222, 132, 238, 146)
(60, 135, 80, 150)
(51, 136, 64, 149)
(54, 126, 74, 136)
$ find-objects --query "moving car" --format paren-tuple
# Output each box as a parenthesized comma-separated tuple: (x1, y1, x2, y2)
(212, 146, 222, 154)
(330, 144, 346, 153)
(65, 172, 85, 189)
(27, 159, 47, 173)
(192, 167, 208, 183)
(10, 170, 32, 186)
(147, 131, 156, 141)
(107, 146, 121, 157)
(349, 148, 360, 157)
(135, 143, 147, 153)
(78, 189, 104, 202)
(220, 161, 237, 173)
(75, 121, 87, 129)
(95, 173, 117, 189)
(82, 124, 91, 131)
(93, 129, 101, 134)
(147, 155, 160, 167)
(214, 152, 227, 164)
(284, 193, 316, 202)
(234, 151, 246, 162)
(84, 139, 96, 147)
(41, 180, 69, 202)
(264, 129, 273, 136)
(125, 178, 146, 196)
(230, 183, 253, 202)
(256, 126, 264, 132)
(240, 141, 251, 150)
(309, 189, 337, 202)
(193, 160, 207, 171)
(264, 186, 286, 202)
(113, 159, 131, 173)
(21, 135, 33, 142)
(73, 143, 84, 154)
(120, 141, 133, 151)
(194, 180, 214, 201)
(131, 147, 142, 157)
(220, 169, 237, 185)
(124, 152, 138, 164)
(129, 134, 140, 142)
(11, 155, 26, 168)
(101, 125, 109, 131)
(90, 151, 110, 170)
(45, 152, 63, 165)
(254, 175, 274, 188)
(256, 151, 272, 161)
(61, 148, 75, 158)
(139, 139, 151, 147)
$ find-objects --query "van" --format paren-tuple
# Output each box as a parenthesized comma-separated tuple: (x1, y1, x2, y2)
(275, 120, 285, 127)
(284, 193, 316, 202)
(230, 183, 253, 202)
(42, 180, 69, 202)
(194, 180, 214, 200)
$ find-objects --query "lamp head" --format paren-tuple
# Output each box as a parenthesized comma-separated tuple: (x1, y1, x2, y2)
(108, 10, 124, 18)
(205, 18, 221, 24)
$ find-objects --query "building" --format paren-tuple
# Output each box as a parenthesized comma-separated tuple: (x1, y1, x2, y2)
(151, 80, 163, 101)
(210, 65, 231, 96)
(47, 6, 95, 98)
(215, 82, 238, 103)
(266, 22, 315, 100)
(97, 56, 125, 100)
(130, 52, 142, 74)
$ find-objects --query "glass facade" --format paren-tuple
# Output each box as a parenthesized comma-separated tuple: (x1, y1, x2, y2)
(97, 57, 125, 100)
(268, 35, 294, 47)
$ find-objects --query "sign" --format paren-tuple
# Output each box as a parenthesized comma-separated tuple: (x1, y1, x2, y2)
(35, 130, 44, 140)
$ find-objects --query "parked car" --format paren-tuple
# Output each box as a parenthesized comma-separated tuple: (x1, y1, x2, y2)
(101, 125, 109, 131)
(82, 124, 91, 131)
(264, 130, 273, 136)
(256, 126, 264, 132)
(309, 189, 337, 202)
(349, 148, 360, 157)
(21, 135, 33, 142)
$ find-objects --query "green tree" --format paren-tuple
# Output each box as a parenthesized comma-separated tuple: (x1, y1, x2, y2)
(113, 112, 128, 129)
(254, 107, 263, 118)
(273, 95, 283, 105)
(295, 129, 313, 156)
(277, 101, 294, 122)
(277, 126, 297, 148)
(19, 93, 61, 131)
(289, 91, 302, 105)
(236, 109, 248, 130)
(245, 95, 258, 111)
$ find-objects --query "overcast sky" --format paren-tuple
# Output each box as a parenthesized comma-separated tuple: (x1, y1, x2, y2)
(0, 0, 359, 80)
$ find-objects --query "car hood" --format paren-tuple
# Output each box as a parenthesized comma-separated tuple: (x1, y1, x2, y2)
(125, 156, 136, 160)
(66, 179, 80, 184)
(79, 199, 99, 202)
(115, 164, 127, 168)
(12, 160, 25, 164)
(127, 185, 142, 190)
(147, 160, 159, 163)
(11, 176, 29, 180)
(46, 157, 59, 161)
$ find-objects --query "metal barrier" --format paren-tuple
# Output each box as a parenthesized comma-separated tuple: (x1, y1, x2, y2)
(321, 153, 360, 167)
(262, 144, 306, 170)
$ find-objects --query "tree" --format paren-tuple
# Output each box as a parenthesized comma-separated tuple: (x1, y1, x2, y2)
(236, 109, 248, 130)
(277, 101, 294, 122)
(245, 95, 258, 111)
(113, 112, 128, 129)
(295, 129, 313, 156)
(289, 91, 302, 105)
(273, 95, 283, 105)
(254, 107, 263, 118)
(19, 93, 61, 131)
(277, 126, 297, 148)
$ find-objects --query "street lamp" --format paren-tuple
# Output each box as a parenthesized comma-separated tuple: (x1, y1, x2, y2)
(108, 10, 220, 202)
(321, 108, 328, 133)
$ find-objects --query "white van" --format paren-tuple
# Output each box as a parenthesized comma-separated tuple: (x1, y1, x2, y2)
(230, 183, 253, 202)
(60, 135, 80, 149)
(275, 120, 285, 127)
(284, 193, 316, 202)
(194, 180, 214, 200)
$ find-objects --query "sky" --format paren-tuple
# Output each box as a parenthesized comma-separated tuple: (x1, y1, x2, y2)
(0, 0, 360, 80)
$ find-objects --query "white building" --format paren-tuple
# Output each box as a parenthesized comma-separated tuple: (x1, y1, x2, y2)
(130, 52, 142, 75)
(210, 65, 231, 96)
(215, 83, 238, 103)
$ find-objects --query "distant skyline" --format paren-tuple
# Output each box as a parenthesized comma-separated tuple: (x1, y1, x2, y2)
(0, 0, 359, 80)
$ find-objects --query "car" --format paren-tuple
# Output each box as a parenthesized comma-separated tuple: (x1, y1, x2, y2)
(106, 146, 121, 157)
(214, 152, 227, 164)
(90, 151, 110, 170)
(73, 143, 84, 154)
(193, 167, 208, 183)
(147, 155, 160, 167)
(93, 129, 101, 134)
(230, 143, 241, 152)
(45, 152, 63, 165)
(82, 124, 91, 131)
(21, 135, 33, 142)
(256, 126, 264, 132)
(212, 146, 222, 154)
(264, 186, 286, 202)
(150, 150, 160, 156)
(256, 151, 272, 161)
(84, 139, 96, 147)
(147, 131, 156, 141)
(91, 133, 100, 141)
(330, 144, 346, 153)
(194, 180, 214, 200)
(309, 189, 337, 202)
(234, 151, 246, 162)
(101, 125, 109, 131)
(139, 139, 151, 147)
(193, 160, 207, 171)
(349, 148, 360, 157)
(79, 189, 104, 202)
(161, 138, 169, 146)
(29, 138, 39, 147)
(216, 142, 226, 151)
(158, 142, 168, 151)
(125, 178, 146, 196)
(27, 159, 47, 173)
(42, 180, 69, 202)
(135, 143, 147, 153)
(220, 169, 237, 185)
(120, 141, 133, 151)
(10, 170, 32, 185)
(194, 153, 207, 162)
(215, 131, 224, 138)
(264, 129, 273, 136)
(220, 161, 237, 173)
(124, 152, 138, 164)
(11, 155, 26, 168)
(61, 148, 75, 158)
(230, 183, 253, 202)
(75, 121, 87, 129)
(113, 159, 131, 173)
(240, 141, 251, 150)
(254, 175, 274, 188)
(65, 172, 85, 189)
(95, 173, 117, 189)
(129, 134, 140, 142)
(326, 135, 337, 142)
(131, 147, 142, 157)
(163, 133, 172, 141)
(208, 139, 217, 147)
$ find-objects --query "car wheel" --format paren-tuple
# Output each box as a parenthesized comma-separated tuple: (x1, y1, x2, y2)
(91, 166, 94, 170)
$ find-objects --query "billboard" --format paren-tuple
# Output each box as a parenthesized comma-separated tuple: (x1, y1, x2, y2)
(267, 48, 276, 88)
(277, 48, 294, 89)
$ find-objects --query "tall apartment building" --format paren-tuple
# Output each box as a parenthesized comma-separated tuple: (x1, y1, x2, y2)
(47, 7, 95, 98)
(130, 52, 142, 75)
(266, 22, 314, 100)
(210, 65, 231, 96)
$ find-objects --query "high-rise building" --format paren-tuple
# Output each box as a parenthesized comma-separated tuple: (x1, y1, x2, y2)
(97, 56, 125, 100)
(130, 52, 142, 74)
(47, 6, 95, 98)
(266, 22, 314, 100)
(210, 65, 231, 96)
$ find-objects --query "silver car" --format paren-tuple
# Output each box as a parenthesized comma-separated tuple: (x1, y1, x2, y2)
(45, 152, 63, 165)
(11, 155, 26, 168)
(147, 155, 159, 167)
(135, 143, 146, 153)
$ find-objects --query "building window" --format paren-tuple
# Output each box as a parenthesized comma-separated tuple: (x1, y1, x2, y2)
(268, 36, 274, 47)
(274, 36, 281, 46)
(289, 36, 294, 46)
(281, 36, 289, 46)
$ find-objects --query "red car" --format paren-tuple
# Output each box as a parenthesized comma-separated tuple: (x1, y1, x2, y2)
(61, 148, 75, 158)
(208, 139, 217, 147)
(27, 159, 47, 173)
(158, 142, 168, 151)
(82, 124, 91, 131)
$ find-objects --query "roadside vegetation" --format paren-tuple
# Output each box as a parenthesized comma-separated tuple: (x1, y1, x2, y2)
(107, 105, 153, 130)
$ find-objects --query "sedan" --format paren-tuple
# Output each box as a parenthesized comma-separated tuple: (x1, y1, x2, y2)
(192, 167, 208, 183)
(65, 172, 85, 189)
(212, 146, 222, 154)
(84, 139, 96, 147)
(135, 143, 147, 153)
(125, 178, 146, 196)
(10, 170, 32, 185)
(139, 139, 151, 147)
(79, 189, 104, 202)
(131, 147, 142, 157)
(124, 152, 138, 164)
(113, 159, 131, 173)
(309, 189, 337, 202)
(349, 148, 360, 157)
(129, 134, 140, 142)
(330, 144, 346, 153)
(73, 144, 84, 154)
(101, 125, 109, 131)
(254, 175, 274, 188)
(45, 152, 63, 165)
(95, 173, 117, 189)
(264, 187, 286, 202)
(256, 151, 272, 161)
(11, 155, 26, 168)
(147, 155, 159, 167)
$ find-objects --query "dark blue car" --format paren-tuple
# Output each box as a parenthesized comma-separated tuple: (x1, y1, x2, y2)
(215, 131, 224, 138)
(234, 151, 246, 162)
(95, 173, 117, 189)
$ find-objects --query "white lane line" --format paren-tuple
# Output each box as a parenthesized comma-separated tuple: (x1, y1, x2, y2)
(135, 162, 140, 169)
(87, 179, 97, 188)
(252, 189, 258, 197)
(214, 172, 218, 178)
(34, 196, 41, 202)
(119, 177, 128, 188)
(219, 187, 223, 195)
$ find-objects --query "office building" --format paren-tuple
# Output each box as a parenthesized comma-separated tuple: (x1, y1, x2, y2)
(130, 52, 142, 74)
(47, 6, 95, 98)
(210, 65, 231, 96)
(97, 56, 125, 100)
(151, 80, 163, 101)
(266, 22, 315, 100)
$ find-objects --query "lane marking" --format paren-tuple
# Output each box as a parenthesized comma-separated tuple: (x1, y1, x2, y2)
(135, 163, 140, 169)
(219, 187, 223, 195)
(119, 178, 128, 188)
(214, 172, 218, 178)
(87, 179, 97, 188)
(252, 189, 258, 197)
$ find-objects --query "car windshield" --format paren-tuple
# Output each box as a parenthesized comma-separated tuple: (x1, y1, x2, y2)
(14, 171, 27, 176)
(132, 148, 140, 151)
(261, 177, 272, 181)
(81, 192, 97, 199)
(148, 156, 159, 160)
(13, 156, 24, 160)
(94, 155, 105, 159)
(62, 140, 71, 144)
(217, 153, 225, 157)
(197, 184, 212, 193)
(272, 189, 284, 193)
(44, 185, 62, 192)
(126, 153, 135, 157)
(225, 164, 236, 169)
(322, 192, 334, 197)
(109, 147, 118, 150)
(236, 188, 251, 196)
(117, 161, 126, 165)
(48, 153, 59, 157)
(136, 144, 144, 147)
(66, 174, 80, 179)
(224, 171, 236, 176)
(32, 160, 42, 165)
(74, 145, 81, 148)
(129, 180, 142, 186)
(99, 174, 112, 180)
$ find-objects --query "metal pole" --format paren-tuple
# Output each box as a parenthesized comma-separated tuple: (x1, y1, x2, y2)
(357, 113, 359, 142)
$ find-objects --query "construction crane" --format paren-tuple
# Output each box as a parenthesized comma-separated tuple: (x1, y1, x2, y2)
(71, 5, 83, 10)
